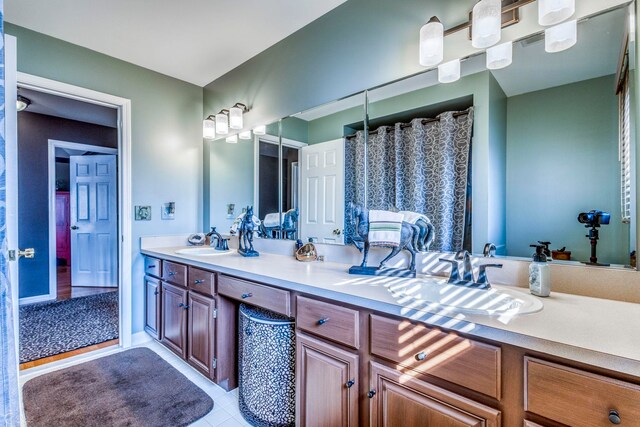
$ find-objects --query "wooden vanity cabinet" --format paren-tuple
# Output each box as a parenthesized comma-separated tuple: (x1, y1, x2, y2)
(144, 275, 162, 339)
(369, 361, 501, 427)
(187, 291, 216, 379)
(160, 281, 189, 358)
(296, 333, 359, 427)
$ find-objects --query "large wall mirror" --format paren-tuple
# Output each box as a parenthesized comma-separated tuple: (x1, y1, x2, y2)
(205, 3, 637, 268)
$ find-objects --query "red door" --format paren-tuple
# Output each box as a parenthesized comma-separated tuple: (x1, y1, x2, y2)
(56, 191, 71, 266)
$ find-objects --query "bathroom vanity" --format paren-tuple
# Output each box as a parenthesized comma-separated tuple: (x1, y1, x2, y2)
(141, 244, 640, 427)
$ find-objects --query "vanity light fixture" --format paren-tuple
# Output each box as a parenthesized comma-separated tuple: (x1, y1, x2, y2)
(17, 94, 31, 112)
(215, 110, 229, 135)
(545, 19, 577, 53)
(226, 134, 238, 143)
(253, 125, 266, 135)
(471, 0, 502, 49)
(203, 116, 216, 139)
(438, 59, 461, 83)
(239, 130, 252, 140)
(229, 103, 249, 130)
(420, 16, 444, 67)
(486, 41, 513, 69)
(538, 0, 574, 26)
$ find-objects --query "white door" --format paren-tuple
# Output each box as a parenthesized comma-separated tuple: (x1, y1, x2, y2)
(70, 155, 117, 287)
(300, 139, 345, 244)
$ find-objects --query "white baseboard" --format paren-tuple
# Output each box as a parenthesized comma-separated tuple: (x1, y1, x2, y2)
(131, 331, 153, 347)
(19, 293, 55, 305)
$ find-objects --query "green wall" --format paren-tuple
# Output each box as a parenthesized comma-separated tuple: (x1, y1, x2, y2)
(6, 23, 204, 333)
(506, 75, 628, 264)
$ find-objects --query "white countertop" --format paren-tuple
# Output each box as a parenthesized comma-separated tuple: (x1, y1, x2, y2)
(142, 246, 640, 377)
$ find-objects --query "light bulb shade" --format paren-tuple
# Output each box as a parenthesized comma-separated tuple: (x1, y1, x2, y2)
(472, 0, 502, 49)
(226, 135, 238, 144)
(229, 106, 243, 129)
(239, 130, 252, 140)
(419, 17, 444, 67)
(486, 41, 512, 69)
(203, 118, 216, 139)
(538, 0, 575, 26)
(16, 95, 31, 112)
(215, 113, 229, 134)
(438, 59, 461, 84)
(253, 125, 266, 135)
(545, 19, 577, 53)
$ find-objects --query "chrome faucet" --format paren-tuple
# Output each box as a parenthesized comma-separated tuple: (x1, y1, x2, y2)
(439, 250, 502, 290)
(209, 227, 230, 251)
(483, 243, 497, 257)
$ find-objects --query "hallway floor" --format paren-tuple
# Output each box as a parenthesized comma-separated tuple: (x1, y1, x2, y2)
(56, 266, 117, 300)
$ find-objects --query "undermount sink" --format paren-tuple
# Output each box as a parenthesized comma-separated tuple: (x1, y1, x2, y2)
(175, 247, 235, 256)
(386, 277, 543, 316)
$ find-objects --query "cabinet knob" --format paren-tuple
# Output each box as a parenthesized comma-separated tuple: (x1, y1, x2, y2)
(345, 379, 355, 388)
(147, 265, 156, 269)
(241, 293, 253, 299)
(168, 271, 177, 276)
(317, 318, 330, 325)
(194, 279, 204, 285)
(609, 410, 621, 425)
(178, 303, 189, 309)
(154, 290, 159, 296)
(415, 351, 428, 361)
(368, 389, 376, 398)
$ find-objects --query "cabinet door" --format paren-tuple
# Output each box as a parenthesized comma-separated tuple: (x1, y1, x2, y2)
(369, 362, 500, 427)
(296, 333, 359, 427)
(144, 275, 161, 339)
(187, 292, 216, 379)
(161, 282, 188, 358)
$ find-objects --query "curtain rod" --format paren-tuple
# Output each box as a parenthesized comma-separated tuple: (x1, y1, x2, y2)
(345, 110, 470, 139)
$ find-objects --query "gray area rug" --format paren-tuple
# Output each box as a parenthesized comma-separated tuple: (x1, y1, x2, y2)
(19, 291, 119, 363)
(23, 347, 214, 427)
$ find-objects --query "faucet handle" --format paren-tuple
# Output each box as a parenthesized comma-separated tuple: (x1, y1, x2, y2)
(439, 258, 460, 283)
(455, 250, 474, 282)
(476, 263, 503, 288)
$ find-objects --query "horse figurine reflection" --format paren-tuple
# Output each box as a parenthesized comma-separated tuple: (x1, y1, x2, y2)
(348, 202, 417, 274)
(238, 206, 259, 257)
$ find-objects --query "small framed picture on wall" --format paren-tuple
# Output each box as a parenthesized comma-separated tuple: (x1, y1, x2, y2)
(134, 205, 152, 221)
(162, 202, 176, 220)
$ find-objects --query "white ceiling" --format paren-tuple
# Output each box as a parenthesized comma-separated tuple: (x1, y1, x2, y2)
(5, 0, 347, 86)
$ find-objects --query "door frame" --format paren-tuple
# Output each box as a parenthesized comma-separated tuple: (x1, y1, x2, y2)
(252, 133, 306, 218)
(47, 140, 118, 299)
(17, 72, 133, 349)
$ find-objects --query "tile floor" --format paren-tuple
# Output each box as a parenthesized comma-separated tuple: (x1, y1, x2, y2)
(19, 340, 250, 427)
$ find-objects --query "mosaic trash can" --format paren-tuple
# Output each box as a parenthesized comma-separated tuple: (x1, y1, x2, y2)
(238, 303, 295, 427)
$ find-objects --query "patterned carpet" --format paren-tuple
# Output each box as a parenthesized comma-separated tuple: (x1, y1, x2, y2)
(19, 291, 119, 363)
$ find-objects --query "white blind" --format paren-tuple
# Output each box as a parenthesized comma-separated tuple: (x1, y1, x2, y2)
(619, 72, 632, 223)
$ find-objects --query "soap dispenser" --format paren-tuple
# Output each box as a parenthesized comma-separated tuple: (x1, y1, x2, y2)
(529, 244, 551, 297)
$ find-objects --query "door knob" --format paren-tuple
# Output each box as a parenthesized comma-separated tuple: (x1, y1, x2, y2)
(70, 225, 79, 230)
(8, 248, 35, 261)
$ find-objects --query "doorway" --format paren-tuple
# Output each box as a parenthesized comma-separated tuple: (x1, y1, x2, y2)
(16, 88, 122, 366)
(50, 141, 119, 300)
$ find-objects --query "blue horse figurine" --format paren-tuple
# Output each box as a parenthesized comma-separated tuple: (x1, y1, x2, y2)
(238, 206, 259, 257)
(348, 202, 418, 274)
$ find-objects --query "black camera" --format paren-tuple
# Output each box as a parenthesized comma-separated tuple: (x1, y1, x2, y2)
(577, 210, 611, 227)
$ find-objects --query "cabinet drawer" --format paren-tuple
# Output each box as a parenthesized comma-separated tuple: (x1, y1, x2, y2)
(188, 266, 216, 297)
(370, 314, 501, 400)
(296, 296, 359, 349)
(218, 275, 290, 316)
(525, 357, 640, 426)
(162, 260, 187, 287)
(144, 257, 162, 279)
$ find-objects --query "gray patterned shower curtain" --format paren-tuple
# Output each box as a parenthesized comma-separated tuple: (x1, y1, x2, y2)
(345, 108, 474, 252)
